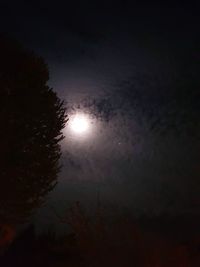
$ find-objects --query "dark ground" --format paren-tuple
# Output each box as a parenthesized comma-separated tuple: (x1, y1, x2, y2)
(1, 205, 200, 267)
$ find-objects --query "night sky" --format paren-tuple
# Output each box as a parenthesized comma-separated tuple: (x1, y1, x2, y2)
(0, 1, 199, 231)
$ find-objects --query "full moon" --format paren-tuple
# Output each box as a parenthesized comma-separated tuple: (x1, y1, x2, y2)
(69, 113, 90, 135)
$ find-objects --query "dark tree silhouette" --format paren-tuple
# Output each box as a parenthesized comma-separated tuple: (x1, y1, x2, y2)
(0, 36, 67, 226)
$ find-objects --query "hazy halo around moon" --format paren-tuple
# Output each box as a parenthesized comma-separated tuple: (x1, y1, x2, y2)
(62, 110, 99, 146)
(70, 113, 90, 134)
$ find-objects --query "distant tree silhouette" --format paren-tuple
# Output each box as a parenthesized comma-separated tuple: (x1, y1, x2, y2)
(0, 35, 67, 226)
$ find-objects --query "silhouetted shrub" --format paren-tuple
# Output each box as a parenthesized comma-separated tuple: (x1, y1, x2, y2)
(0, 36, 67, 228)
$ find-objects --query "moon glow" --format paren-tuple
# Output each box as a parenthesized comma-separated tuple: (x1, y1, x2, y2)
(69, 113, 90, 135)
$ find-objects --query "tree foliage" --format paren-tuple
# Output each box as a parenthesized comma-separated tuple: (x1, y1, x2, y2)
(0, 36, 67, 224)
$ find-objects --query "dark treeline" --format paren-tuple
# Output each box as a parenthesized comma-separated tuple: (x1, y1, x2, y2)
(1, 202, 200, 267)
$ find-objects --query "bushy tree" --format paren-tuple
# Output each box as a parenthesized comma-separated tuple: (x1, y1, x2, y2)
(0, 35, 67, 225)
